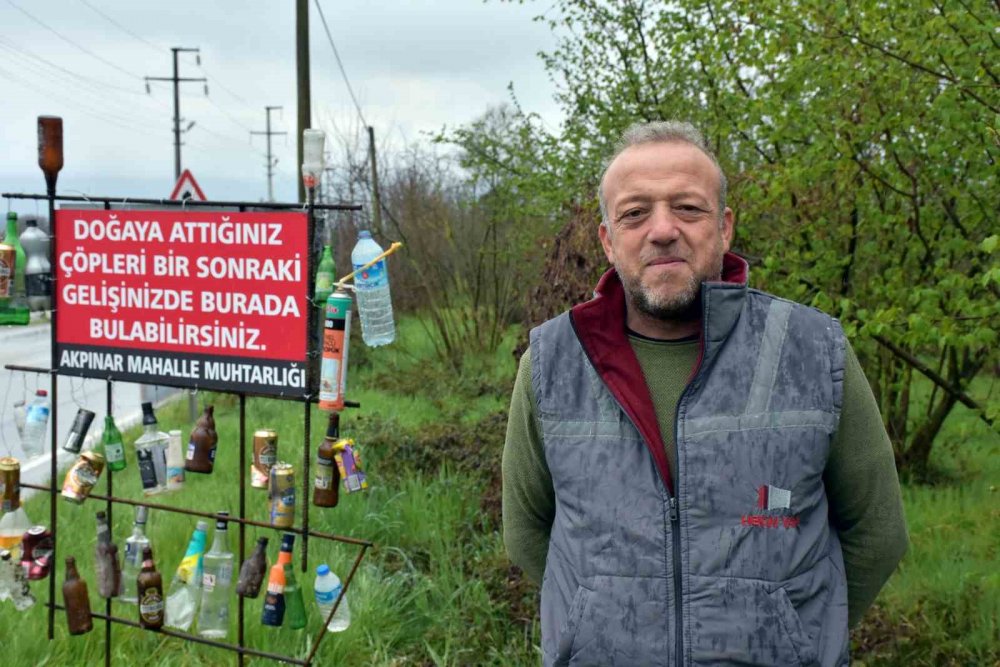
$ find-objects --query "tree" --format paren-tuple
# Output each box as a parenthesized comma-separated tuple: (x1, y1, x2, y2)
(467, 0, 1000, 476)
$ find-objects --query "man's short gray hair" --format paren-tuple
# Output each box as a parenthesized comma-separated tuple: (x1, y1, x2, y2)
(598, 121, 728, 228)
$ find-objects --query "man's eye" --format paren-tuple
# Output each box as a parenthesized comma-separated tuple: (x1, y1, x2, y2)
(620, 209, 645, 221)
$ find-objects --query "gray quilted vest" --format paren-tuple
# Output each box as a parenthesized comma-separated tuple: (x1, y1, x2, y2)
(530, 257, 849, 666)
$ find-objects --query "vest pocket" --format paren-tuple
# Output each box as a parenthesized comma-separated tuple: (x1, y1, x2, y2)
(553, 585, 594, 664)
(688, 575, 818, 666)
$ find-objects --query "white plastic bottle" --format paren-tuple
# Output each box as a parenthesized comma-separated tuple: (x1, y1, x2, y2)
(351, 230, 395, 347)
(313, 564, 351, 632)
(20, 389, 50, 458)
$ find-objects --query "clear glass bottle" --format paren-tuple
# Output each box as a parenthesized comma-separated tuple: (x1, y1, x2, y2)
(121, 506, 150, 604)
(134, 402, 168, 495)
(165, 520, 208, 631)
(196, 513, 234, 639)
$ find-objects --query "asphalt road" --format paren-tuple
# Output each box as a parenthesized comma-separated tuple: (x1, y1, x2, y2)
(0, 321, 176, 486)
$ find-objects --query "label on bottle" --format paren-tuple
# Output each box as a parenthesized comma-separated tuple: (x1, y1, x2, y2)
(105, 441, 125, 465)
(315, 588, 335, 605)
(124, 541, 139, 566)
(27, 405, 49, 423)
(167, 466, 185, 486)
(353, 259, 387, 289)
(25, 273, 51, 297)
(139, 588, 164, 621)
(136, 449, 159, 491)
(186, 441, 196, 460)
(202, 572, 216, 592)
(315, 270, 333, 293)
(314, 458, 333, 490)
(0, 250, 12, 297)
(208, 445, 217, 463)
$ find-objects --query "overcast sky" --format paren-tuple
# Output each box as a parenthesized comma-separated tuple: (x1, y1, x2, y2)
(0, 0, 561, 213)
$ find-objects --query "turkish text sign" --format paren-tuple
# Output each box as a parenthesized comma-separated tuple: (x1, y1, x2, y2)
(55, 209, 309, 396)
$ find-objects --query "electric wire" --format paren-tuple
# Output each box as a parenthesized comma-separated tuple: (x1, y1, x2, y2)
(5, 0, 144, 81)
(76, 0, 166, 55)
(313, 0, 368, 129)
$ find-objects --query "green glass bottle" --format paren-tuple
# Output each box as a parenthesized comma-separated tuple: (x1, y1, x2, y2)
(0, 212, 29, 325)
(313, 244, 336, 350)
(101, 415, 127, 472)
(282, 562, 307, 630)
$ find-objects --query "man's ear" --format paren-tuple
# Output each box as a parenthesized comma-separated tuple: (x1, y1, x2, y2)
(720, 207, 735, 252)
(599, 222, 615, 264)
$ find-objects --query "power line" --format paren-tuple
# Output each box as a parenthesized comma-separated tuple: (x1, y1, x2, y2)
(76, 0, 166, 55)
(313, 0, 368, 128)
(5, 0, 143, 81)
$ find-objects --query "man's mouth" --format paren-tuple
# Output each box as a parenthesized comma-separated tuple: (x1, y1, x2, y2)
(646, 257, 684, 267)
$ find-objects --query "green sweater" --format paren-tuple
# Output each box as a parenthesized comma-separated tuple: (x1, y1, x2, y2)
(502, 334, 908, 628)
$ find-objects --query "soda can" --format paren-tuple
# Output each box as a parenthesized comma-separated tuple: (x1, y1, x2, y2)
(0, 243, 14, 298)
(61, 451, 105, 504)
(62, 408, 96, 454)
(21, 525, 54, 580)
(335, 439, 369, 494)
(0, 456, 20, 513)
(252, 429, 278, 489)
(268, 462, 295, 528)
(318, 289, 352, 412)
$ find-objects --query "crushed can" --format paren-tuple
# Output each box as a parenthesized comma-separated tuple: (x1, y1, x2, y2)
(61, 451, 105, 504)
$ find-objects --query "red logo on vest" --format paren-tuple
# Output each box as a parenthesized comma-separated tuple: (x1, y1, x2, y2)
(741, 484, 799, 529)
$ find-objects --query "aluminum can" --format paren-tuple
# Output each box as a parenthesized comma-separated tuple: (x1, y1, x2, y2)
(268, 462, 295, 528)
(0, 456, 19, 512)
(0, 243, 14, 298)
(318, 289, 352, 412)
(252, 429, 278, 489)
(61, 451, 105, 504)
(62, 408, 96, 453)
(21, 525, 54, 580)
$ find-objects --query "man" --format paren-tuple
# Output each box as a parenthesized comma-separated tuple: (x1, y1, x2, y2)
(502, 121, 908, 666)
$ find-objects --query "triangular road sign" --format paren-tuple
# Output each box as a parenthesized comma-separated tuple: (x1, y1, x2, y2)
(169, 169, 207, 201)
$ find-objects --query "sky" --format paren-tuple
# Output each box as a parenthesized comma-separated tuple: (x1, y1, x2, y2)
(0, 0, 562, 214)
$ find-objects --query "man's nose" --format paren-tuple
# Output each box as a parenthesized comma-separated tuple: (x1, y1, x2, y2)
(646, 205, 681, 244)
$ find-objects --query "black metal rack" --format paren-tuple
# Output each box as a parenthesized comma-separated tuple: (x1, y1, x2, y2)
(2, 190, 375, 666)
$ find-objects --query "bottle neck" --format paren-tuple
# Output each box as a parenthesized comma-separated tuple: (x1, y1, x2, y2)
(277, 549, 292, 567)
(131, 523, 146, 538)
(210, 528, 229, 553)
(5, 219, 16, 240)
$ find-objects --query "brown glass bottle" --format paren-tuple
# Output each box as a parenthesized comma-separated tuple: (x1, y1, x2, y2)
(313, 413, 341, 508)
(184, 405, 218, 474)
(235, 536, 269, 598)
(62, 556, 93, 635)
(136, 546, 164, 629)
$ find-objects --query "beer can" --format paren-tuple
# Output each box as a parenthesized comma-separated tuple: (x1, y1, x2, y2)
(62, 408, 96, 453)
(252, 429, 278, 489)
(21, 525, 54, 580)
(0, 243, 14, 298)
(0, 456, 20, 513)
(61, 451, 105, 504)
(268, 462, 295, 528)
(318, 289, 352, 412)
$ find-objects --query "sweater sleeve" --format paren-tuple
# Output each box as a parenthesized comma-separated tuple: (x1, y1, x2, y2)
(826, 341, 909, 628)
(501, 349, 555, 585)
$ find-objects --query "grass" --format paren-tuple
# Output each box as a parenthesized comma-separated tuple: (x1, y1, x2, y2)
(2, 314, 996, 665)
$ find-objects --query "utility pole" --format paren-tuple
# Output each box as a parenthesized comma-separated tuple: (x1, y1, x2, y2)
(296, 0, 311, 202)
(145, 47, 207, 180)
(251, 106, 287, 201)
(367, 126, 383, 231)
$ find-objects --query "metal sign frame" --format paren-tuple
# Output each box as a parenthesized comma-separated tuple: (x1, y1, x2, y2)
(2, 189, 373, 666)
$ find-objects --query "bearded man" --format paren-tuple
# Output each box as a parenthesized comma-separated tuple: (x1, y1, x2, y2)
(502, 121, 908, 666)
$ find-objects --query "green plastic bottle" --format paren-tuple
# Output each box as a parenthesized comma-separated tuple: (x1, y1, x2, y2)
(282, 562, 307, 630)
(0, 212, 29, 325)
(101, 415, 127, 472)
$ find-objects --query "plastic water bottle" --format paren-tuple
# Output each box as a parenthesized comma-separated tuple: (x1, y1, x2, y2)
(313, 564, 351, 632)
(351, 230, 395, 347)
(21, 389, 50, 458)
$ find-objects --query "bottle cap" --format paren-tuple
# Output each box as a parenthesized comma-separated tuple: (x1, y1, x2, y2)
(6, 212, 15, 222)
(1, 550, 11, 561)
(95, 511, 106, 521)
(215, 511, 229, 530)
(316, 564, 329, 576)
(256, 536, 269, 548)
(135, 506, 148, 525)
(141, 402, 157, 425)
(168, 429, 181, 437)
(280, 532, 295, 552)
(36, 389, 48, 397)
(195, 520, 209, 532)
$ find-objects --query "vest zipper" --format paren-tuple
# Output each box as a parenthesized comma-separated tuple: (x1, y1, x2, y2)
(669, 495, 682, 664)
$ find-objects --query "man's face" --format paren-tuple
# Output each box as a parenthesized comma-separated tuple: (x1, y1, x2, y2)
(599, 141, 734, 323)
